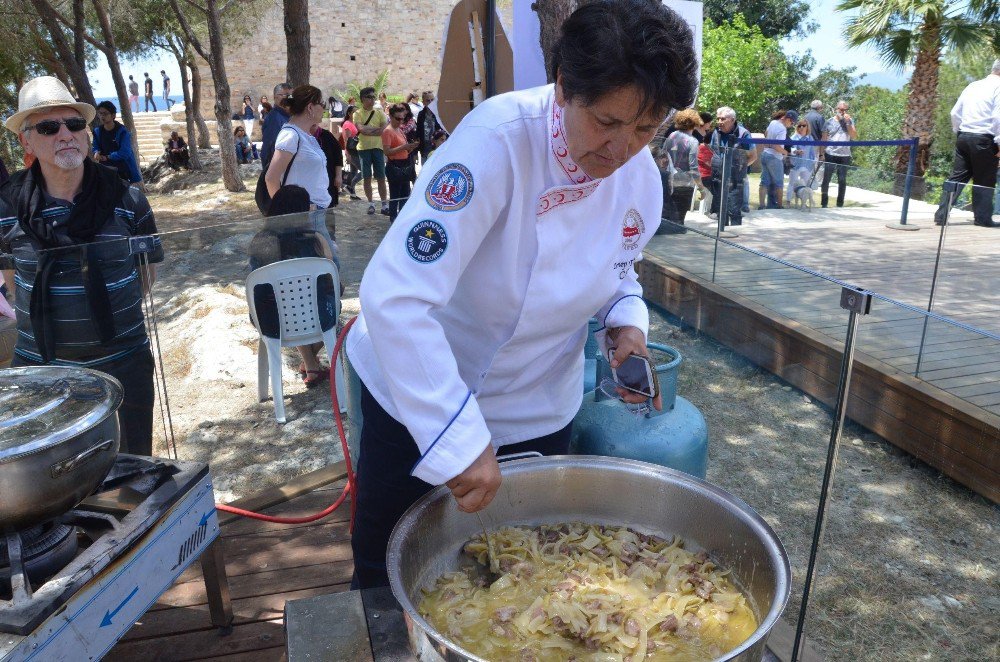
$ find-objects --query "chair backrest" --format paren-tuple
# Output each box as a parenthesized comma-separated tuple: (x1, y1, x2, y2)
(245, 257, 340, 346)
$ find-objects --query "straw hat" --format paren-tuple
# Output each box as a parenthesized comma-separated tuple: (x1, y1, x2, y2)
(4, 76, 96, 134)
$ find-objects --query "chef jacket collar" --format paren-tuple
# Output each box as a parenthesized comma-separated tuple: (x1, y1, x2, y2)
(550, 94, 597, 186)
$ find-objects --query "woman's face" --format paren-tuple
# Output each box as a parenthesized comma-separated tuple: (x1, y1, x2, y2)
(796, 123, 808, 135)
(390, 110, 406, 127)
(555, 78, 664, 180)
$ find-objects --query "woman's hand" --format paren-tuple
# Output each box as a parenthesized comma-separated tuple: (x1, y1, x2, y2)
(445, 444, 501, 513)
(606, 325, 663, 411)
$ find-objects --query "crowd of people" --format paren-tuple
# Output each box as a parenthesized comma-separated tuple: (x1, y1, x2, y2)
(651, 97, 862, 230)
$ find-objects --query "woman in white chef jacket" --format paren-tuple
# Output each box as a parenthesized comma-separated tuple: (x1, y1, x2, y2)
(345, 0, 699, 589)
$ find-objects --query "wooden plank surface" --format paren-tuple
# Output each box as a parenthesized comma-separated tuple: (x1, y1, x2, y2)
(106, 479, 354, 661)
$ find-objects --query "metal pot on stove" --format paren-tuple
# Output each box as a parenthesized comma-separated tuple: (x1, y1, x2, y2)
(0, 367, 122, 531)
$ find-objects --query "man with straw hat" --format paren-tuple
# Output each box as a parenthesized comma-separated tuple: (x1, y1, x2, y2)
(0, 76, 165, 456)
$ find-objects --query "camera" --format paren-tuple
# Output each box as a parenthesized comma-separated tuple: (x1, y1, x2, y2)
(404, 126, 420, 143)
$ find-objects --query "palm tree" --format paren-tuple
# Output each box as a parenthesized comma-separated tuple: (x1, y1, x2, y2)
(837, 0, 998, 198)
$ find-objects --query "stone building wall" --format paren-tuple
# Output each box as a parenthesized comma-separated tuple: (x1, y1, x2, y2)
(195, 0, 514, 117)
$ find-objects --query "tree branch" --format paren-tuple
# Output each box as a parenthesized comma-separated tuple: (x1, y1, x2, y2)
(169, 0, 210, 61)
(41, 0, 110, 54)
(182, 0, 207, 14)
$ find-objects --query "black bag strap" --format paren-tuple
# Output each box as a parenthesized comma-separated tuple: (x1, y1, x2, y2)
(279, 128, 302, 187)
(364, 111, 375, 126)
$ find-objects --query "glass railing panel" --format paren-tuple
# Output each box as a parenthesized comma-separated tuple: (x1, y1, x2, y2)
(146, 212, 345, 501)
(799, 296, 999, 660)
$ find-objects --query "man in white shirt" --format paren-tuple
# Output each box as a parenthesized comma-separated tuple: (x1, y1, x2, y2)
(345, 0, 697, 589)
(935, 60, 1000, 228)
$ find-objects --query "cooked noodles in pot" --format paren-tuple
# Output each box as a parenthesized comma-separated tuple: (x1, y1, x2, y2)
(418, 523, 757, 661)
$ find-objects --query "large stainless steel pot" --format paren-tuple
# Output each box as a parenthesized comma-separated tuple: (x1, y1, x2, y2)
(0, 366, 123, 530)
(388, 456, 790, 662)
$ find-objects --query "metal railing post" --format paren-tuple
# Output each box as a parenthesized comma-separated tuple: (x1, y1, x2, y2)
(791, 286, 872, 662)
(899, 137, 919, 225)
(712, 144, 732, 283)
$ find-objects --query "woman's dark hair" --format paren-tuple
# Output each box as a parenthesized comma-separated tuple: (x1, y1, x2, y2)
(234, 126, 245, 136)
(96, 100, 117, 115)
(698, 111, 713, 124)
(771, 110, 787, 120)
(345, 104, 356, 121)
(549, 0, 697, 118)
(279, 84, 322, 115)
(244, 95, 252, 102)
(388, 103, 408, 119)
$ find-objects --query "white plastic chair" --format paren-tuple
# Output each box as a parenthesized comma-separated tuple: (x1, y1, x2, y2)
(245, 257, 346, 423)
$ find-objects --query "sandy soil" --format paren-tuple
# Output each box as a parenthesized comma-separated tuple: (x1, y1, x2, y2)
(141, 151, 997, 661)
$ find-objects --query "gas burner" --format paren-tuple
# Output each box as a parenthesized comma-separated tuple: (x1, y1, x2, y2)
(1, 522, 78, 596)
(0, 455, 230, 645)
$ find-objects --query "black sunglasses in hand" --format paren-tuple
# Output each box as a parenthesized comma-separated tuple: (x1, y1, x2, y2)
(25, 117, 89, 135)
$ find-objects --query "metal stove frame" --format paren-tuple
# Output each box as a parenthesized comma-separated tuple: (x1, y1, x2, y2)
(1, 456, 232, 661)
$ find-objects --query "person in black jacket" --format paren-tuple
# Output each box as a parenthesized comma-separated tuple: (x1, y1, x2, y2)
(415, 91, 443, 164)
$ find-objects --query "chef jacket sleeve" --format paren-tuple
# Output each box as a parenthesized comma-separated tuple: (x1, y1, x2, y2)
(593, 254, 649, 360)
(359, 123, 513, 485)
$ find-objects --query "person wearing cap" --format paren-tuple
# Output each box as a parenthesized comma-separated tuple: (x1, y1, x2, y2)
(758, 109, 797, 210)
(0, 76, 165, 456)
(92, 101, 142, 184)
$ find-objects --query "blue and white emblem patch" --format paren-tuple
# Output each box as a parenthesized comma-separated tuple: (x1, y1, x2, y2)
(425, 163, 474, 211)
(406, 220, 449, 263)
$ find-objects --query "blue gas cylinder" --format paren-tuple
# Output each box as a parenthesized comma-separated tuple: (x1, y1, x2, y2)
(570, 343, 709, 479)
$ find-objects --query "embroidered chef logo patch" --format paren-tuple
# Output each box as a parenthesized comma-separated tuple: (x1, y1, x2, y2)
(425, 163, 474, 211)
(406, 220, 448, 263)
(621, 209, 645, 250)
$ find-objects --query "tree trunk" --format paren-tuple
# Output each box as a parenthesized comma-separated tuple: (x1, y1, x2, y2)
(205, 0, 245, 192)
(284, 0, 310, 88)
(893, 18, 941, 200)
(169, 38, 202, 170)
(533, 0, 598, 82)
(188, 47, 212, 149)
(91, 0, 142, 169)
(28, 0, 96, 106)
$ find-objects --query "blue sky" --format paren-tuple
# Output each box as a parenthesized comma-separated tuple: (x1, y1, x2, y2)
(781, 0, 908, 89)
(88, 0, 908, 97)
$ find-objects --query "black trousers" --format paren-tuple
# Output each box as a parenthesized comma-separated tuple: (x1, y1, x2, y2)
(12, 347, 156, 456)
(935, 132, 999, 225)
(350, 383, 572, 589)
(385, 162, 411, 223)
(821, 154, 851, 207)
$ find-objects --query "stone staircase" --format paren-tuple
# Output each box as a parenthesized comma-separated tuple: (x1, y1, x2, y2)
(130, 110, 173, 165)
(131, 106, 261, 165)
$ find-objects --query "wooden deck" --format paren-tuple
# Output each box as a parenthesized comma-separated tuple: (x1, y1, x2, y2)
(641, 199, 1000, 502)
(105, 474, 353, 661)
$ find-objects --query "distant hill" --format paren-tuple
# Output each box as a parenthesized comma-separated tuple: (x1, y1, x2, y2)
(858, 72, 906, 91)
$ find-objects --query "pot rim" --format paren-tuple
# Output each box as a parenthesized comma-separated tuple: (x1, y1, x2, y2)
(388, 455, 791, 662)
(0, 366, 124, 463)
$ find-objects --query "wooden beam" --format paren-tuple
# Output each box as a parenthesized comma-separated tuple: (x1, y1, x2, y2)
(218, 461, 349, 525)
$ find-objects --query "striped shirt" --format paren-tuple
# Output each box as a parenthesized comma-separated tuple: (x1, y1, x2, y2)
(0, 185, 164, 366)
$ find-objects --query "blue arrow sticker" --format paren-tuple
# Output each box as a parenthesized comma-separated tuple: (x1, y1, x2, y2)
(199, 511, 212, 527)
(100, 586, 139, 627)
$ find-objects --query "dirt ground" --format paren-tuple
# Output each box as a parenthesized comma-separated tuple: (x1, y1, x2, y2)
(142, 151, 997, 661)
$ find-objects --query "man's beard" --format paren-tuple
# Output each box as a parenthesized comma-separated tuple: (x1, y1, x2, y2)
(53, 146, 85, 170)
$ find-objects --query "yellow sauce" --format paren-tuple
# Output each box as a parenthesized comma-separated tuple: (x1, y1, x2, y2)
(418, 523, 757, 661)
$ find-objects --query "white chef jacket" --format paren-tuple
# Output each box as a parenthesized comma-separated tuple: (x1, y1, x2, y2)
(346, 84, 662, 485)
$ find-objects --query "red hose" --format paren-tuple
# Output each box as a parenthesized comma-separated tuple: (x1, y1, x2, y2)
(215, 316, 359, 525)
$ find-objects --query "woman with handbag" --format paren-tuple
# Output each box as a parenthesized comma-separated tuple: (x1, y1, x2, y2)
(264, 84, 339, 267)
(381, 103, 419, 223)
